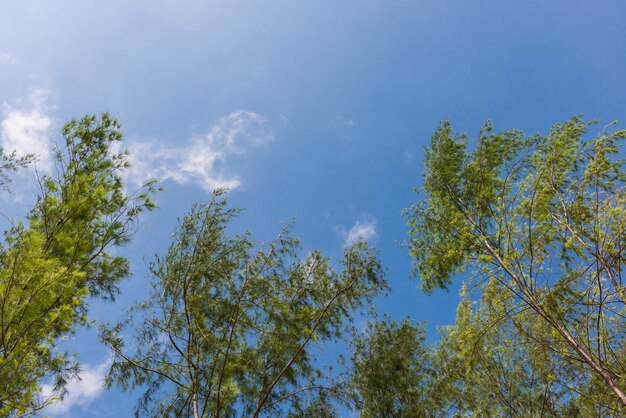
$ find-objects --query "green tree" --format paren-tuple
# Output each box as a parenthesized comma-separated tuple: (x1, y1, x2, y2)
(431, 283, 585, 417)
(346, 318, 436, 417)
(0, 114, 157, 415)
(406, 117, 626, 411)
(101, 190, 386, 418)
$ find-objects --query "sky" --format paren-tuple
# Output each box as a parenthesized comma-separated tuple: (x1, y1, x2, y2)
(1, 0, 626, 416)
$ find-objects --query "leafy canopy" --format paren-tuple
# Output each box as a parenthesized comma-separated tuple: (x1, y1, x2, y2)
(346, 317, 434, 417)
(102, 190, 386, 418)
(0, 114, 157, 415)
(406, 116, 626, 410)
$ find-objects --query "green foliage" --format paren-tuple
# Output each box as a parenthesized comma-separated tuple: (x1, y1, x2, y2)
(346, 318, 435, 417)
(407, 119, 527, 292)
(0, 148, 34, 191)
(407, 116, 626, 412)
(287, 391, 337, 418)
(431, 283, 584, 417)
(0, 114, 157, 415)
(101, 190, 386, 418)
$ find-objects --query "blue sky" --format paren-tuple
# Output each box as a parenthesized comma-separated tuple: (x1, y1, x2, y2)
(1, 1, 626, 416)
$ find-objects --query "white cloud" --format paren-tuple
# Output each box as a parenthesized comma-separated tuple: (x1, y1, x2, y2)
(343, 216, 378, 246)
(0, 52, 17, 65)
(1, 89, 53, 170)
(125, 110, 273, 192)
(40, 356, 112, 416)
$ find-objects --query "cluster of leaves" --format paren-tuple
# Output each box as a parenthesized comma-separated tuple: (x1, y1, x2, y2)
(345, 317, 435, 417)
(0, 148, 33, 192)
(101, 190, 387, 418)
(406, 116, 626, 414)
(0, 114, 157, 415)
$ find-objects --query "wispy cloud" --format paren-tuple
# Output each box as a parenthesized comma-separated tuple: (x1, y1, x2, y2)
(341, 215, 378, 246)
(0, 52, 17, 65)
(40, 356, 112, 416)
(1, 89, 53, 170)
(125, 110, 273, 192)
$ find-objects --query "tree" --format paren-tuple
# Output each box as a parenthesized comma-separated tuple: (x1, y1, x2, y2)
(430, 283, 585, 417)
(101, 190, 386, 418)
(406, 117, 626, 411)
(346, 317, 436, 417)
(0, 114, 157, 415)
